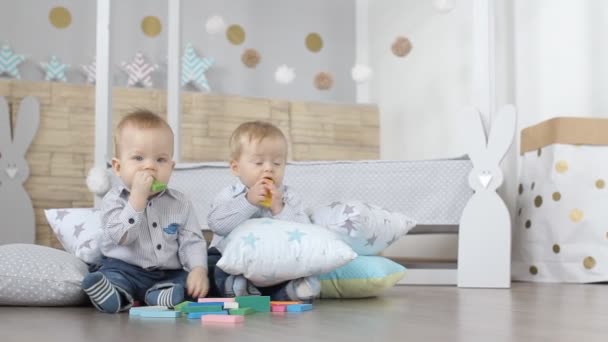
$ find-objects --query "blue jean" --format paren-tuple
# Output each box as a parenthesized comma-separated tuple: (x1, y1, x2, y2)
(207, 248, 291, 300)
(93, 257, 189, 309)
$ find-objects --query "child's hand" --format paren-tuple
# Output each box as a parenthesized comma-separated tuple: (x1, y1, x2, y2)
(246, 178, 272, 206)
(186, 266, 209, 299)
(267, 182, 284, 215)
(129, 170, 154, 211)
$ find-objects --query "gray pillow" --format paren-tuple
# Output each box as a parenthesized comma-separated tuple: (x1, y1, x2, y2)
(0, 244, 88, 306)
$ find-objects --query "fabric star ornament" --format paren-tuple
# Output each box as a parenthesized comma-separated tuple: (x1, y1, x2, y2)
(181, 43, 214, 91)
(0, 43, 26, 79)
(81, 58, 96, 84)
(40, 56, 69, 82)
(121, 52, 158, 87)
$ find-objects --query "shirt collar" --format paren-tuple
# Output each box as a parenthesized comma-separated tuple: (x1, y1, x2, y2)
(117, 184, 177, 200)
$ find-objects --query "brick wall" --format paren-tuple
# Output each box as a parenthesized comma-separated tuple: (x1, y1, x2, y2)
(0, 80, 379, 247)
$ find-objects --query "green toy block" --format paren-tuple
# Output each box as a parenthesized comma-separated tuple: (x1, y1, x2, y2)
(174, 301, 192, 311)
(180, 305, 224, 313)
(151, 179, 167, 192)
(235, 296, 270, 313)
(229, 307, 255, 316)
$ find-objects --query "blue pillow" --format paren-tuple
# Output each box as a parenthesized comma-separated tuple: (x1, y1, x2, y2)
(319, 256, 406, 298)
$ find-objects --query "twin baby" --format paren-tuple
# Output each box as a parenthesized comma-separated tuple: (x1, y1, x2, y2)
(82, 109, 319, 313)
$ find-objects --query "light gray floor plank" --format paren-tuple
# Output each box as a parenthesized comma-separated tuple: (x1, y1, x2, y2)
(1, 283, 607, 342)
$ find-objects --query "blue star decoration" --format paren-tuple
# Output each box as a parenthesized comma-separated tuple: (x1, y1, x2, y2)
(287, 229, 306, 243)
(181, 43, 214, 91)
(0, 43, 25, 79)
(242, 233, 259, 248)
(41, 56, 69, 82)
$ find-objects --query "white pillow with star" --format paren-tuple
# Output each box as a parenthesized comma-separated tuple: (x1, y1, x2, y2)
(216, 218, 356, 287)
(44, 208, 103, 264)
(310, 200, 416, 255)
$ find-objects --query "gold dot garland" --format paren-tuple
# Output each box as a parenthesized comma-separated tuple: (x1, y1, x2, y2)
(314, 72, 334, 90)
(49, 7, 71, 29)
(141, 16, 162, 37)
(241, 49, 261, 68)
(227, 25, 246, 45)
(392, 36, 412, 57)
(305, 33, 323, 53)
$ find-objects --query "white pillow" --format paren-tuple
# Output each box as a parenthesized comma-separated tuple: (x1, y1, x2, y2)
(44, 208, 103, 264)
(216, 218, 357, 287)
(310, 200, 416, 255)
(0, 244, 89, 306)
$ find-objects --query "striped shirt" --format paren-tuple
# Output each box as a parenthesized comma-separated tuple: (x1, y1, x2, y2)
(100, 186, 207, 271)
(207, 180, 311, 251)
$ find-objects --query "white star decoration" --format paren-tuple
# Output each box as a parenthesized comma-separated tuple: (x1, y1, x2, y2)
(81, 58, 96, 83)
(40, 56, 69, 82)
(121, 52, 158, 87)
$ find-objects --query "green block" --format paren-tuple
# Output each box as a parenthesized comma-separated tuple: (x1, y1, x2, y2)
(229, 307, 255, 316)
(180, 305, 224, 313)
(235, 296, 270, 313)
(151, 180, 167, 192)
(174, 301, 192, 311)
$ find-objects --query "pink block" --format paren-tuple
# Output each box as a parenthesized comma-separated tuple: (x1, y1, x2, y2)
(271, 304, 287, 312)
(201, 314, 244, 324)
(198, 298, 236, 303)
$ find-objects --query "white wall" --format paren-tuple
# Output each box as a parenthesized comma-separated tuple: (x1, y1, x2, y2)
(368, 0, 518, 260)
(514, 0, 608, 129)
(369, 0, 473, 161)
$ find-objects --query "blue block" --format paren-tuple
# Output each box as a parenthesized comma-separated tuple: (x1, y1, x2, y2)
(188, 302, 224, 307)
(286, 304, 313, 312)
(139, 310, 181, 318)
(186, 310, 228, 319)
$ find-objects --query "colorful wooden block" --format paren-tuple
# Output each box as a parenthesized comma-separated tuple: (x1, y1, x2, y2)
(223, 302, 239, 310)
(235, 296, 270, 312)
(188, 302, 224, 307)
(202, 314, 245, 324)
(270, 301, 302, 305)
(198, 298, 236, 303)
(174, 301, 192, 311)
(180, 305, 224, 313)
(229, 307, 255, 316)
(186, 311, 228, 319)
(270, 304, 287, 312)
(138, 310, 181, 318)
(286, 304, 313, 312)
(129, 306, 169, 316)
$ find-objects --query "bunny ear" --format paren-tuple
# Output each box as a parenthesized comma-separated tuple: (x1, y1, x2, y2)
(461, 106, 488, 165)
(12, 96, 40, 156)
(486, 104, 516, 164)
(0, 96, 11, 149)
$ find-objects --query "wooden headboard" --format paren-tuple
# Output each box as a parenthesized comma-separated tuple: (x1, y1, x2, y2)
(0, 80, 379, 247)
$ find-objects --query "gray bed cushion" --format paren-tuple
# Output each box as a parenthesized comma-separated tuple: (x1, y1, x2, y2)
(0, 244, 88, 306)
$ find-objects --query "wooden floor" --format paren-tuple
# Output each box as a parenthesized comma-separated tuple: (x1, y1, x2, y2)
(1, 283, 607, 342)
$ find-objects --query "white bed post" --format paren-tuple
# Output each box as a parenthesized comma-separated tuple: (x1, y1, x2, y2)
(94, 0, 112, 208)
(457, 0, 512, 288)
(355, 0, 370, 104)
(167, 0, 182, 161)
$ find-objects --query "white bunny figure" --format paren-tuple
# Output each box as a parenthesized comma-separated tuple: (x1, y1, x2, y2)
(457, 105, 516, 288)
(0, 96, 40, 244)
